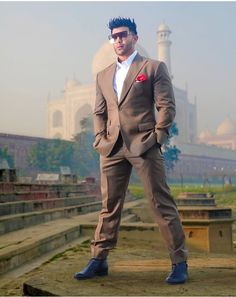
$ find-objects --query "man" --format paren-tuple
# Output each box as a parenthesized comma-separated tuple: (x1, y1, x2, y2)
(74, 17, 188, 284)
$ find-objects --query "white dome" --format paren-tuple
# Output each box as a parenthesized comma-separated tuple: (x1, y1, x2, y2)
(216, 117, 236, 136)
(64, 79, 80, 90)
(157, 23, 171, 32)
(92, 42, 149, 80)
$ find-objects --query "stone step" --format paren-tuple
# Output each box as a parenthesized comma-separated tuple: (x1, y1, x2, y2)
(177, 192, 214, 199)
(121, 213, 139, 223)
(176, 198, 216, 206)
(0, 190, 89, 203)
(0, 198, 141, 276)
(0, 195, 97, 216)
(121, 207, 131, 217)
(0, 235, 90, 289)
(0, 191, 60, 202)
(0, 201, 102, 235)
(0, 182, 88, 194)
(0, 216, 90, 275)
(178, 207, 232, 220)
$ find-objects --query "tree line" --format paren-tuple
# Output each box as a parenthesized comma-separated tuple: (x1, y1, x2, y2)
(0, 116, 180, 178)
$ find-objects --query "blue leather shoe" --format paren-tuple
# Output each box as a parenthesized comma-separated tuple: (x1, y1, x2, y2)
(74, 258, 108, 280)
(166, 261, 188, 284)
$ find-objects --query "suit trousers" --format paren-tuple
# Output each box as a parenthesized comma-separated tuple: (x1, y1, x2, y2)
(91, 135, 188, 264)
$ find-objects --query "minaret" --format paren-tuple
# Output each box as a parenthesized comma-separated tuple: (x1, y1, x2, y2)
(157, 22, 173, 79)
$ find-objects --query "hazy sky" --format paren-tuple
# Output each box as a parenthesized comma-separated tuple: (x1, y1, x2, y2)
(0, 1, 236, 137)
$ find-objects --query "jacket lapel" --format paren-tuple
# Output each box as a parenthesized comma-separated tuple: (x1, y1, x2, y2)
(104, 62, 118, 103)
(118, 53, 147, 106)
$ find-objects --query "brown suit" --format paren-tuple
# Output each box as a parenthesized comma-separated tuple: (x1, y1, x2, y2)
(91, 53, 188, 264)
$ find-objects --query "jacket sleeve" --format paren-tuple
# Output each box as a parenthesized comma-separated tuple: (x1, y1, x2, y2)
(93, 73, 108, 139)
(153, 61, 176, 145)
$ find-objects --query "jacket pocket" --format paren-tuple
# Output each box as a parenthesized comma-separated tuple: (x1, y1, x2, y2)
(138, 121, 155, 132)
(132, 82, 144, 96)
(93, 135, 102, 148)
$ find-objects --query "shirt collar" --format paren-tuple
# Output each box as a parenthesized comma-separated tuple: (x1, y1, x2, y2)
(116, 50, 138, 68)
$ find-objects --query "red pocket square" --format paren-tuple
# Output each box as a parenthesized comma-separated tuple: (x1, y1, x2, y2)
(136, 74, 147, 82)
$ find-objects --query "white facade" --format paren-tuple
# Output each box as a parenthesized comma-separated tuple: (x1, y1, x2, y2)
(173, 87, 197, 144)
(47, 82, 95, 140)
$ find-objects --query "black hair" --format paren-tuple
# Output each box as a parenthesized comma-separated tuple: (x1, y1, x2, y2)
(108, 17, 137, 35)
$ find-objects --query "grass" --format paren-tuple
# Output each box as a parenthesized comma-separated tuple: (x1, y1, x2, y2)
(128, 184, 145, 199)
(129, 180, 236, 199)
(128, 183, 236, 208)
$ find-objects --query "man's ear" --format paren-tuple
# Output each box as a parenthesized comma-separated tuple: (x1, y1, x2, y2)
(132, 35, 138, 45)
(134, 35, 138, 42)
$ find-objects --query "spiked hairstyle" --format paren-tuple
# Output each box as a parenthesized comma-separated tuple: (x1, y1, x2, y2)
(108, 17, 137, 35)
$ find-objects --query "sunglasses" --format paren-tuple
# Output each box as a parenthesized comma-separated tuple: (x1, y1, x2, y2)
(108, 30, 132, 44)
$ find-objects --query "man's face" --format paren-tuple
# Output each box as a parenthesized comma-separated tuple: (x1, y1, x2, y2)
(111, 26, 138, 57)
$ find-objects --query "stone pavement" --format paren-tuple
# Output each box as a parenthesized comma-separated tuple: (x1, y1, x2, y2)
(15, 227, 236, 296)
(0, 194, 236, 296)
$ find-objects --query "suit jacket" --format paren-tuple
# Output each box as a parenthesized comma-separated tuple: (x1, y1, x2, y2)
(93, 53, 176, 157)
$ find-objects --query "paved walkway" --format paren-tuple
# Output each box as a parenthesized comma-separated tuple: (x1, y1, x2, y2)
(1, 226, 236, 296)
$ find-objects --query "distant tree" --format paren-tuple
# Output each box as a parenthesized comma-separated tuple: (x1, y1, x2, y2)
(73, 115, 99, 177)
(129, 123, 180, 183)
(163, 122, 181, 171)
(79, 116, 93, 132)
(0, 146, 14, 168)
(27, 139, 75, 172)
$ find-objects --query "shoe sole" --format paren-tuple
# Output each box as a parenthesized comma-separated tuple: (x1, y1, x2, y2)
(74, 270, 108, 280)
(97, 271, 108, 276)
(166, 277, 188, 285)
(166, 280, 187, 285)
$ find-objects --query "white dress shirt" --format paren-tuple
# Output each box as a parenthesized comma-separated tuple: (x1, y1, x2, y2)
(113, 50, 138, 102)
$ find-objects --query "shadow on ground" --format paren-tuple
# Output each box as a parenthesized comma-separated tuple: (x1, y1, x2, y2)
(1, 231, 236, 296)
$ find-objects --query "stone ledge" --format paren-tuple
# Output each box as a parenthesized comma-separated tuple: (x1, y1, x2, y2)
(22, 235, 236, 296)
